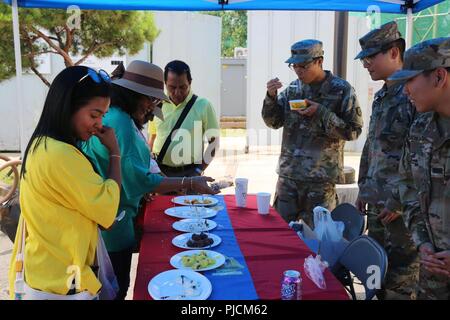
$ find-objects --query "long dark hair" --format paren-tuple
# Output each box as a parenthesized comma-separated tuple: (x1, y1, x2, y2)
(21, 66, 111, 178)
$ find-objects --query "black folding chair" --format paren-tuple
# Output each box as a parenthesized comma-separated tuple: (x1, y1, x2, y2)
(332, 235, 388, 300)
(331, 203, 366, 241)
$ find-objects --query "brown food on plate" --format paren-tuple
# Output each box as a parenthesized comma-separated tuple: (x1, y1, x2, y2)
(183, 198, 212, 205)
(187, 232, 214, 248)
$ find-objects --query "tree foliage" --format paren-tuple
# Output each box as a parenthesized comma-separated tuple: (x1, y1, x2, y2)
(0, 4, 159, 86)
(206, 11, 247, 57)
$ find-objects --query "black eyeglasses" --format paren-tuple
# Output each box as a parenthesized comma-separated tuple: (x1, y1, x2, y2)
(288, 60, 315, 71)
(360, 44, 394, 65)
(78, 68, 111, 84)
(359, 53, 380, 66)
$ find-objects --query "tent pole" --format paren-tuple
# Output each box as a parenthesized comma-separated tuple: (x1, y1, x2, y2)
(12, 0, 26, 157)
(333, 11, 348, 80)
(405, 7, 414, 49)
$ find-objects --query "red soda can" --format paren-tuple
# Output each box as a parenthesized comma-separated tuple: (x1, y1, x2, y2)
(281, 270, 302, 300)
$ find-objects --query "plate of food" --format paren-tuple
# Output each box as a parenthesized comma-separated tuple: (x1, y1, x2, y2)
(172, 219, 217, 233)
(164, 206, 217, 219)
(170, 250, 226, 272)
(148, 269, 212, 300)
(172, 232, 222, 250)
(172, 195, 219, 207)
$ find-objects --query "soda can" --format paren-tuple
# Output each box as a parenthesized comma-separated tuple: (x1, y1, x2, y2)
(281, 270, 302, 300)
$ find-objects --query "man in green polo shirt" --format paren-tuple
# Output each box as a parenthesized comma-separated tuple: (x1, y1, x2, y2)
(149, 60, 220, 177)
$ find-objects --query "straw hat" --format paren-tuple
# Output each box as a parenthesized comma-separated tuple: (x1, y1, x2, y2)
(112, 60, 169, 120)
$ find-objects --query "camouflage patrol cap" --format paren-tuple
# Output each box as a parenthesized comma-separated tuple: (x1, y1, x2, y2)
(285, 39, 324, 64)
(389, 37, 450, 81)
(355, 21, 404, 60)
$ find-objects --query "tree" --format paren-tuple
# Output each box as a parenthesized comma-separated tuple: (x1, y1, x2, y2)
(205, 11, 247, 57)
(0, 4, 159, 86)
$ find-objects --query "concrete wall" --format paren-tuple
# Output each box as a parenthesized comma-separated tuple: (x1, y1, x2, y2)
(0, 50, 149, 151)
(221, 58, 247, 117)
(0, 12, 221, 151)
(246, 10, 336, 147)
(152, 12, 221, 120)
(344, 15, 381, 153)
(0, 55, 65, 151)
(246, 12, 383, 152)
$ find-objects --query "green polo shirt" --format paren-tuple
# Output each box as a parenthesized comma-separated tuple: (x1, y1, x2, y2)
(149, 91, 219, 167)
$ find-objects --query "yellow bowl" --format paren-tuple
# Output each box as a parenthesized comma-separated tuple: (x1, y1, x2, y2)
(289, 99, 308, 110)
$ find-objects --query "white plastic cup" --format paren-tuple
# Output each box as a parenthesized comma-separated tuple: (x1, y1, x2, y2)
(257, 192, 271, 214)
(234, 178, 248, 207)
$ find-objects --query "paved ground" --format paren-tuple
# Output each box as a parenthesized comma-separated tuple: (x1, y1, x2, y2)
(0, 232, 12, 300)
(0, 136, 364, 300)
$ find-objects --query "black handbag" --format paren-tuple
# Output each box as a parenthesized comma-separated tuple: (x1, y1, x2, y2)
(0, 191, 20, 242)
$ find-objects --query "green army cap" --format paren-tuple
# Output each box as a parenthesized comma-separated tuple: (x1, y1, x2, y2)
(355, 21, 404, 60)
(389, 37, 450, 82)
(285, 39, 324, 64)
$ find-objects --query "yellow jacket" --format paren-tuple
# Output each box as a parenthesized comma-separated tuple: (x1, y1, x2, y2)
(9, 137, 119, 298)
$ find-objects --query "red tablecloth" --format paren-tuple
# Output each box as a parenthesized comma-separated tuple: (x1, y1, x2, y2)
(133, 195, 349, 300)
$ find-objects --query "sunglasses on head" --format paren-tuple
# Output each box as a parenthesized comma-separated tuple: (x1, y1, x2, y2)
(78, 68, 111, 84)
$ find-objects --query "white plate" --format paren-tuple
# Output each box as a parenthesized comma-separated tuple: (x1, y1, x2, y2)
(170, 250, 226, 272)
(165, 206, 217, 219)
(172, 233, 222, 250)
(172, 195, 219, 207)
(148, 269, 212, 300)
(172, 218, 217, 233)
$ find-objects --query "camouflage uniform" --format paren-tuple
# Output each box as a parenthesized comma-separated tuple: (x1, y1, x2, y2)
(356, 22, 419, 300)
(389, 37, 450, 300)
(262, 39, 363, 226)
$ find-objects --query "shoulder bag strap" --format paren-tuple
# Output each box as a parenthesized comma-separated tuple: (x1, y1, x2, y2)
(157, 95, 198, 164)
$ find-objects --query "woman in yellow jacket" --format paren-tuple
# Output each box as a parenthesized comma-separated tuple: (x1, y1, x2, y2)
(8, 66, 122, 299)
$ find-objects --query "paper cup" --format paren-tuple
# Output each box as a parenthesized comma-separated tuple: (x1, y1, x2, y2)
(289, 99, 308, 110)
(256, 192, 271, 214)
(235, 178, 248, 207)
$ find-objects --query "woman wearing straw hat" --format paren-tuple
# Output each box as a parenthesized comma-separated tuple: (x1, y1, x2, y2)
(83, 61, 218, 300)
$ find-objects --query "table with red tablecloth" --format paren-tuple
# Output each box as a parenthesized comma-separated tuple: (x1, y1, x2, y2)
(133, 195, 349, 300)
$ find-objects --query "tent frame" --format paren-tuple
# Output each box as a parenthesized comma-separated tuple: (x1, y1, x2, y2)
(12, 0, 26, 156)
(9, 0, 424, 154)
(405, 0, 415, 48)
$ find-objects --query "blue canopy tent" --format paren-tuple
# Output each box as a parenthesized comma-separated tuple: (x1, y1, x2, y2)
(3, 0, 444, 12)
(3, 0, 445, 153)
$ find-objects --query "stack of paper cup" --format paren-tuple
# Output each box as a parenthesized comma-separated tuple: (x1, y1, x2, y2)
(257, 192, 271, 214)
(234, 178, 248, 207)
